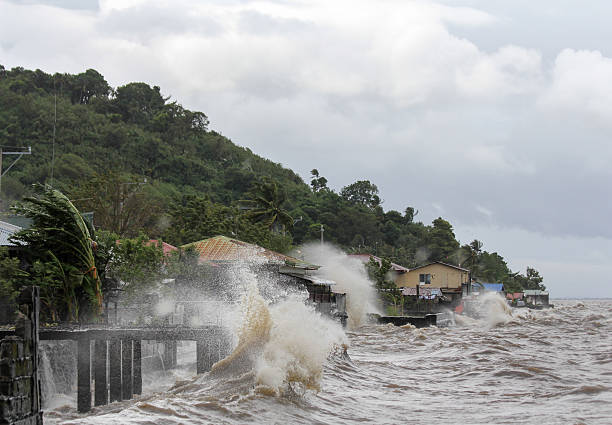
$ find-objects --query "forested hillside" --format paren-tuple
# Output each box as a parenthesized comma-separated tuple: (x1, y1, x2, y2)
(0, 65, 544, 292)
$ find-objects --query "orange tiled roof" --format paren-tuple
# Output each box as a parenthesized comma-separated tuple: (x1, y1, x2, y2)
(147, 240, 178, 256)
(181, 235, 310, 265)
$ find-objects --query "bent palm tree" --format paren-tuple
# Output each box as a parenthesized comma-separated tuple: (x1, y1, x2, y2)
(240, 179, 293, 234)
(11, 184, 102, 321)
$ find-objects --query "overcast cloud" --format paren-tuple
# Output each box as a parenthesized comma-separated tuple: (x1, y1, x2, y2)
(1, 0, 611, 297)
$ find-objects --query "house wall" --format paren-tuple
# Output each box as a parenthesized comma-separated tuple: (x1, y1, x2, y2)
(395, 264, 469, 289)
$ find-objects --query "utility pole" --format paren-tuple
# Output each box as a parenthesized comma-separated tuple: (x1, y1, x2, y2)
(0, 146, 31, 205)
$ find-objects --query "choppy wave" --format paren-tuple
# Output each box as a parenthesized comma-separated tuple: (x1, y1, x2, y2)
(44, 299, 612, 425)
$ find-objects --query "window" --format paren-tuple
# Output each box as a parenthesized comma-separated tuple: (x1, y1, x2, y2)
(419, 273, 431, 284)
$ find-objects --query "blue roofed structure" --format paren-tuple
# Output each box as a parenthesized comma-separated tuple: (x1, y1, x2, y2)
(472, 281, 505, 293)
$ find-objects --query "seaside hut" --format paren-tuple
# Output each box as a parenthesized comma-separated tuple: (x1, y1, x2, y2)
(180, 235, 348, 324)
(523, 290, 550, 307)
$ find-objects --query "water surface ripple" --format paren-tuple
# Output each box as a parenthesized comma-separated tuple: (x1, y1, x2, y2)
(49, 300, 612, 424)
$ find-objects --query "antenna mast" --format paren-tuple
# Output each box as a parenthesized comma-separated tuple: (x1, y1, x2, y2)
(0, 146, 32, 205)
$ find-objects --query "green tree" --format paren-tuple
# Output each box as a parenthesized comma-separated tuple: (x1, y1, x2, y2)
(113, 82, 165, 125)
(310, 169, 328, 192)
(340, 180, 381, 209)
(427, 217, 460, 263)
(241, 178, 293, 234)
(0, 248, 28, 316)
(70, 171, 161, 237)
(11, 185, 103, 321)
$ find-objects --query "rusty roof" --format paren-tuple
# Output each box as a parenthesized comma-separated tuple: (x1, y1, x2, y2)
(181, 235, 314, 267)
(147, 240, 178, 256)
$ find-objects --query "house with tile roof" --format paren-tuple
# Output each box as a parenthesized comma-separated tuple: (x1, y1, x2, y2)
(180, 235, 347, 325)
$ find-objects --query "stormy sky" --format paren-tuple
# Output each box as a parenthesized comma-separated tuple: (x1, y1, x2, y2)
(1, 0, 611, 297)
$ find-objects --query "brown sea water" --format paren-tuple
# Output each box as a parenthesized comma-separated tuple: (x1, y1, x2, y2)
(44, 299, 612, 425)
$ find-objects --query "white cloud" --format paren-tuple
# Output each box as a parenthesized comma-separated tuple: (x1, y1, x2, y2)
(2, 0, 612, 295)
(541, 48, 612, 124)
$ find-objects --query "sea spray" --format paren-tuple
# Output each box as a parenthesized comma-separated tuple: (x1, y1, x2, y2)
(459, 292, 513, 328)
(481, 292, 513, 327)
(210, 282, 272, 376)
(298, 243, 380, 329)
(210, 262, 347, 395)
(256, 298, 347, 394)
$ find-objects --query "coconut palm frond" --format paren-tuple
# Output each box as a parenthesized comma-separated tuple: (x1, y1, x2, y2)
(11, 184, 103, 320)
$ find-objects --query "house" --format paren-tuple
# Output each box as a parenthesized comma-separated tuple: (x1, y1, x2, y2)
(181, 235, 348, 325)
(347, 254, 409, 286)
(523, 290, 550, 307)
(395, 261, 470, 301)
(182, 235, 310, 266)
(147, 239, 178, 257)
(395, 262, 469, 289)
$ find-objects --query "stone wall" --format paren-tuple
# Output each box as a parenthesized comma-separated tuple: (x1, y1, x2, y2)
(0, 336, 42, 425)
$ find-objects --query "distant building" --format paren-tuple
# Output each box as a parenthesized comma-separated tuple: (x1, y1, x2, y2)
(147, 239, 178, 257)
(523, 290, 550, 307)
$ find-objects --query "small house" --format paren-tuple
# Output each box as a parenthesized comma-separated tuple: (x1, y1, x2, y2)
(395, 261, 469, 296)
(181, 235, 348, 324)
(523, 290, 550, 307)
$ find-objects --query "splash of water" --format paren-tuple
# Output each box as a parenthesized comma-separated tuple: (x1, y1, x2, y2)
(209, 262, 348, 396)
(298, 243, 380, 329)
(481, 292, 513, 327)
(459, 292, 513, 328)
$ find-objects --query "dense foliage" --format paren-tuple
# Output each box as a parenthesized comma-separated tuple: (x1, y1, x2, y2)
(10, 185, 102, 321)
(0, 65, 544, 295)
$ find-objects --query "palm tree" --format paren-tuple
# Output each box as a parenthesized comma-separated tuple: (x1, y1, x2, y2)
(11, 184, 102, 321)
(240, 178, 293, 234)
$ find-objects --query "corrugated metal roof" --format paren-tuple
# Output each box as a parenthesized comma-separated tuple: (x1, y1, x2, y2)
(410, 261, 469, 273)
(523, 289, 547, 296)
(181, 235, 312, 266)
(479, 282, 505, 292)
(0, 220, 21, 246)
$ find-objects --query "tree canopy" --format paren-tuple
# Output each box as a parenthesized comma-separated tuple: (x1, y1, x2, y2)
(0, 64, 544, 296)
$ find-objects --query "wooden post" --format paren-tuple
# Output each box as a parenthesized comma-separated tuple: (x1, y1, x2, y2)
(15, 286, 42, 422)
(94, 340, 107, 406)
(77, 339, 91, 413)
(121, 340, 133, 400)
(133, 340, 142, 395)
(196, 339, 206, 374)
(109, 339, 122, 402)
